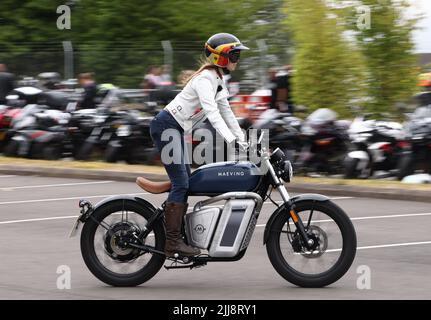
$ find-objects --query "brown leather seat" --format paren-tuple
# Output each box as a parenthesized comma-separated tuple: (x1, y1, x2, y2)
(136, 177, 171, 194)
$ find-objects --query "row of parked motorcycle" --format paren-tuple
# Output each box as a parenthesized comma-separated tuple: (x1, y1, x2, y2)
(0, 86, 159, 165)
(1, 86, 430, 181)
(252, 106, 431, 181)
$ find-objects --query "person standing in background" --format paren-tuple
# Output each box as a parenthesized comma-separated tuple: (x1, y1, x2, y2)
(268, 65, 294, 114)
(277, 65, 294, 114)
(142, 66, 162, 90)
(78, 73, 97, 109)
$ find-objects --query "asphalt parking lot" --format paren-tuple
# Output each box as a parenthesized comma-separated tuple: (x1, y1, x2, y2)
(0, 174, 430, 300)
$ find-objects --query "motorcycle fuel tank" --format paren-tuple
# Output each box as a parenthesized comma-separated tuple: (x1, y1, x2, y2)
(188, 161, 261, 196)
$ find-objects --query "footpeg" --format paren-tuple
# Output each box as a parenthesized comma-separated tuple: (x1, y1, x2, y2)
(163, 256, 206, 270)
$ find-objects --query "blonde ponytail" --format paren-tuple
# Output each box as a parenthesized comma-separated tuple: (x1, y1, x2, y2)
(184, 58, 222, 84)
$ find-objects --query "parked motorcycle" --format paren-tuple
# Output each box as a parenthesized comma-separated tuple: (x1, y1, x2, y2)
(4, 108, 71, 159)
(3, 88, 76, 159)
(344, 116, 407, 179)
(104, 111, 158, 164)
(71, 132, 357, 288)
(296, 108, 350, 175)
(252, 108, 303, 162)
(75, 108, 126, 160)
(397, 106, 431, 180)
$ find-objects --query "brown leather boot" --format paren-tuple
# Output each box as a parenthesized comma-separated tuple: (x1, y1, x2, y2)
(164, 202, 201, 257)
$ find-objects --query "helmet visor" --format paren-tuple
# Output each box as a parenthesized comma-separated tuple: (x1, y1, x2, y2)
(228, 50, 241, 63)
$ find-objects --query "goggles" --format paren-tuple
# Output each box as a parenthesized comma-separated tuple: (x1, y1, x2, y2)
(205, 43, 241, 63)
(227, 50, 241, 63)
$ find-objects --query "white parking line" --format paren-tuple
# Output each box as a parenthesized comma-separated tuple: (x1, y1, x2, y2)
(0, 216, 430, 253)
(256, 212, 431, 227)
(0, 195, 354, 206)
(264, 197, 353, 205)
(0, 181, 113, 191)
(0, 175, 16, 178)
(0, 215, 78, 225)
(325, 241, 431, 252)
(0, 192, 150, 205)
(200, 196, 354, 210)
(2, 210, 431, 226)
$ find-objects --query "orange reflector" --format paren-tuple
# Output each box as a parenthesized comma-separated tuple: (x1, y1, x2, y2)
(315, 139, 332, 146)
(290, 210, 299, 223)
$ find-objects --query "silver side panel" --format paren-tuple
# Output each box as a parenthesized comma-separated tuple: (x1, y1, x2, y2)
(209, 199, 256, 257)
(184, 207, 221, 249)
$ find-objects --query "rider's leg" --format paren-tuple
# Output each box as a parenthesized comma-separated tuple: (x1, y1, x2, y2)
(150, 114, 200, 257)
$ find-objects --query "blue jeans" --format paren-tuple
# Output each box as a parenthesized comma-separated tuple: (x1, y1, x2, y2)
(150, 110, 191, 203)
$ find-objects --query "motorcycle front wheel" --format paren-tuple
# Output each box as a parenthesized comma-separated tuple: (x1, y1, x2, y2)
(80, 201, 166, 286)
(266, 200, 356, 287)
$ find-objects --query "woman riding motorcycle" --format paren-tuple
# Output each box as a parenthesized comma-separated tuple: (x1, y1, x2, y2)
(149, 33, 249, 257)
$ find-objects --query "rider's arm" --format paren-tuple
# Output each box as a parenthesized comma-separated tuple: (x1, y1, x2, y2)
(193, 76, 236, 143)
(218, 97, 245, 142)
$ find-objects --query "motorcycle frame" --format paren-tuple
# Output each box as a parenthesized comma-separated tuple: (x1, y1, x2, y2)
(76, 147, 326, 264)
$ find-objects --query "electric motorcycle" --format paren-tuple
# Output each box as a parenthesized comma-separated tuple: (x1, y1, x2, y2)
(70, 132, 357, 288)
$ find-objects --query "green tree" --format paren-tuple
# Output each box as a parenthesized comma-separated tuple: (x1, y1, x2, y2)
(0, 0, 71, 76)
(341, 0, 418, 118)
(0, 0, 284, 87)
(284, 0, 366, 118)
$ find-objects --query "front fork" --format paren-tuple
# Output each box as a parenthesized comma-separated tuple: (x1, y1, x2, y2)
(265, 157, 315, 250)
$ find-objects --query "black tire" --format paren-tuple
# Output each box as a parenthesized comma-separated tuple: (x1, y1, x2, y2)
(104, 145, 120, 163)
(397, 154, 414, 180)
(42, 144, 62, 160)
(75, 141, 95, 160)
(80, 201, 166, 286)
(266, 200, 357, 288)
(3, 140, 19, 157)
(344, 157, 359, 179)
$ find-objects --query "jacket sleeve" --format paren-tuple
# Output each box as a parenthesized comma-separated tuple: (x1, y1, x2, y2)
(218, 97, 245, 142)
(192, 76, 236, 143)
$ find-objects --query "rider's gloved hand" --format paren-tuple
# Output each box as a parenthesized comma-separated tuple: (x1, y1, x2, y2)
(236, 140, 250, 152)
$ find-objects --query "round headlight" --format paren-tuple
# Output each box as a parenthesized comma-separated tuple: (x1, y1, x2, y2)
(281, 160, 293, 183)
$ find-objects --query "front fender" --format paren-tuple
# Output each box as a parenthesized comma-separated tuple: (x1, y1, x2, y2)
(80, 195, 157, 222)
(263, 193, 330, 245)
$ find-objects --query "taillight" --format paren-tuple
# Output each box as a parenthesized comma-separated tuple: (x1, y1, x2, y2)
(397, 141, 410, 149)
(379, 143, 391, 153)
(315, 138, 332, 146)
(30, 131, 46, 139)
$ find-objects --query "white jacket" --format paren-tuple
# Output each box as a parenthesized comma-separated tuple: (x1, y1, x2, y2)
(164, 69, 244, 144)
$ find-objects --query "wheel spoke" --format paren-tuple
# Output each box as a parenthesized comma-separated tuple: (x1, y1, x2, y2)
(92, 211, 160, 275)
(307, 207, 314, 229)
(276, 207, 345, 276)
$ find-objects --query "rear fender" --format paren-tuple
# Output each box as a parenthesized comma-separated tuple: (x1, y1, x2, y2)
(79, 195, 157, 223)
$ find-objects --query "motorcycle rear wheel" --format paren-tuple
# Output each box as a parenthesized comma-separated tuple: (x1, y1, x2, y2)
(80, 201, 165, 286)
